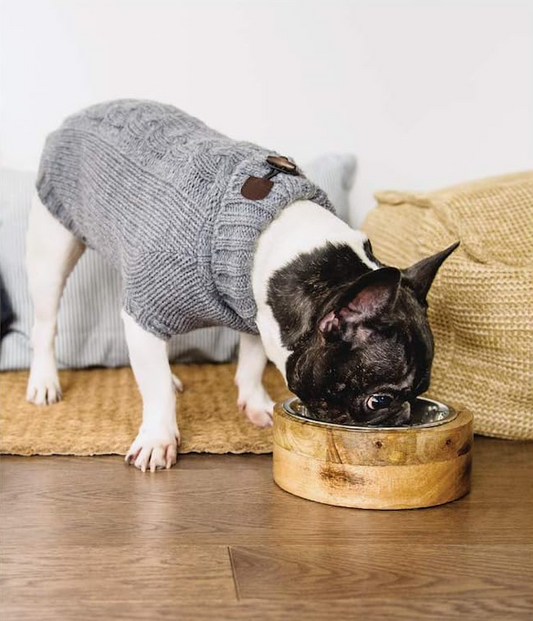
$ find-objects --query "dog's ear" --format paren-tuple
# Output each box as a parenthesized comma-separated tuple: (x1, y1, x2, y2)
(402, 242, 459, 302)
(319, 267, 401, 335)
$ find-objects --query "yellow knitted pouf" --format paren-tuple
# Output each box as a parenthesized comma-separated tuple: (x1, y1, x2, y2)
(361, 171, 533, 440)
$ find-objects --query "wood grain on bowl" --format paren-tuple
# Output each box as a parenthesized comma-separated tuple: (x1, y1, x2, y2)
(273, 405, 473, 510)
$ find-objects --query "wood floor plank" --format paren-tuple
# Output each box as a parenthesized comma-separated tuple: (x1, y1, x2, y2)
(2, 596, 533, 621)
(229, 544, 532, 600)
(2, 439, 532, 548)
(2, 544, 236, 606)
(1, 436, 532, 621)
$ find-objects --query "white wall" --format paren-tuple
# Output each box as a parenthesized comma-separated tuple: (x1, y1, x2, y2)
(1, 0, 532, 223)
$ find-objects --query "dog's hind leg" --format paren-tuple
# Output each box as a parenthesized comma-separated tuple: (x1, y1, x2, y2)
(235, 333, 275, 427)
(25, 194, 85, 405)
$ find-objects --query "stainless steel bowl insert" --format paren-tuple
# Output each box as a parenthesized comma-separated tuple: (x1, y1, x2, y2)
(282, 396, 457, 431)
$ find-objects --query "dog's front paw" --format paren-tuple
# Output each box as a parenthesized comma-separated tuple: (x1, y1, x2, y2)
(26, 369, 62, 405)
(125, 425, 180, 472)
(238, 388, 275, 428)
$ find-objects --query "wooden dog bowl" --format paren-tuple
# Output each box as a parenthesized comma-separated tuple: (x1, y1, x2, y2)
(273, 397, 473, 510)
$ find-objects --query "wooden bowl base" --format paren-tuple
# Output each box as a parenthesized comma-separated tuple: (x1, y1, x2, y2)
(273, 405, 473, 510)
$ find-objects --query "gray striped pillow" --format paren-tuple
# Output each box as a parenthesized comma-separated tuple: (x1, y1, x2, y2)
(0, 154, 356, 370)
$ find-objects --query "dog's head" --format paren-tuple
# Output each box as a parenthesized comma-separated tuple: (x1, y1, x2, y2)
(284, 243, 459, 425)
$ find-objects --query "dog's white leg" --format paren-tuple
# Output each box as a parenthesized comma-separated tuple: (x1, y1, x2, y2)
(122, 310, 179, 472)
(26, 194, 85, 405)
(235, 333, 275, 427)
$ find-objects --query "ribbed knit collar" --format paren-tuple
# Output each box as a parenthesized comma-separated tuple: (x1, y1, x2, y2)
(211, 151, 335, 332)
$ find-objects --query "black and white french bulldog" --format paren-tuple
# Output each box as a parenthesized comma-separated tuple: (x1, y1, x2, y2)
(250, 202, 458, 428)
(26, 128, 457, 473)
(267, 237, 458, 426)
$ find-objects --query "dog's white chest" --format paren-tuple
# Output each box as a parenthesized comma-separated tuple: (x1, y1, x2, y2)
(251, 199, 376, 377)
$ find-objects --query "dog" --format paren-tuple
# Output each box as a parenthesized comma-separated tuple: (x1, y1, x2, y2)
(25, 100, 458, 472)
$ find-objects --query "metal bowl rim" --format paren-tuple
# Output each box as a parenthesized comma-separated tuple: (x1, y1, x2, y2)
(281, 396, 457, 431)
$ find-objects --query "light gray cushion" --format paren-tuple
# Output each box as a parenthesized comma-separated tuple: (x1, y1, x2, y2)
(303, 153, 355, 223)
(0, 154, 356, 370)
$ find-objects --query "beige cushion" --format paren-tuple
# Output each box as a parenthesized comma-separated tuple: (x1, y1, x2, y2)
(361, 171, 533, 440)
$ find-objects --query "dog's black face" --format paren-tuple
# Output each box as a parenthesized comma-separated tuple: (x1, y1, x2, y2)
(268, 241, 458, 426)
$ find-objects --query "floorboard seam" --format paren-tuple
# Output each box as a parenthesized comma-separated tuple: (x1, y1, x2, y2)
(227, 546, 241, 602)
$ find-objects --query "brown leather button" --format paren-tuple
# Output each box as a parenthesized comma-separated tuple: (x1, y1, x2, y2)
(241, 176, 274, 200)
(266, 155, 299, 175)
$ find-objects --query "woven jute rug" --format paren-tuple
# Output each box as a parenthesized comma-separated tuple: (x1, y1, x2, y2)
(0, 363, 291, 456)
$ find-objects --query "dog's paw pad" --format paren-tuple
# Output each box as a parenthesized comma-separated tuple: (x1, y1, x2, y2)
(125, 430, 179, 472)
(245, 407, 273, 428)
(238, 392, 274, 428)
(26, 375, 62, 406)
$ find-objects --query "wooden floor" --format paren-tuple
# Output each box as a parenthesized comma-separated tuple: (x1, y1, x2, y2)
(1, 437, 532, 621)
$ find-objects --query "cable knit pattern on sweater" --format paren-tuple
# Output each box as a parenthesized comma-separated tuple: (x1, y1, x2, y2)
(36, 100, 335, 338)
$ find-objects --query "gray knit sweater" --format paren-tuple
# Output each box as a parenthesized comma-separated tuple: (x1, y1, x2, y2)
(36, 100, 334, 338)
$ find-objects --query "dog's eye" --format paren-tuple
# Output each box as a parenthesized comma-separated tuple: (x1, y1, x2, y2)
(366, 395, 393, 410)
